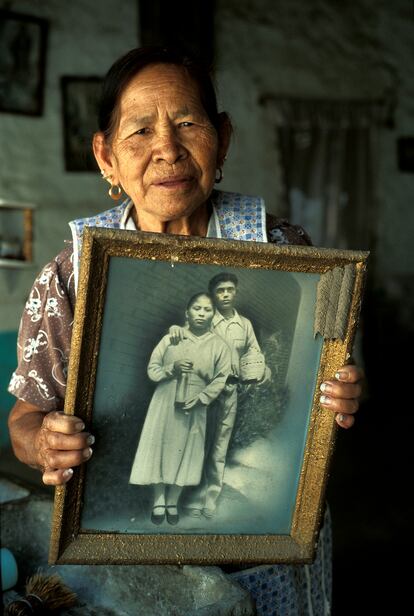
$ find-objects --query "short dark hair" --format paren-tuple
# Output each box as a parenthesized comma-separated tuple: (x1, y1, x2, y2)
(186, 292, 214, 311)
(208, 273, 238, 294)
(98, 46, 222, 143)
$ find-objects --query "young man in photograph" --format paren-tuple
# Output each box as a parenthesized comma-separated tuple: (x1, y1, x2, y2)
(170, 273, 270, 517)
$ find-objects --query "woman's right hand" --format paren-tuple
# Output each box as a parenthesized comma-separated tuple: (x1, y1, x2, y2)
(35, 411, 94, 485)
(173, 359, 193, 375)
(8, 400, 93, 486)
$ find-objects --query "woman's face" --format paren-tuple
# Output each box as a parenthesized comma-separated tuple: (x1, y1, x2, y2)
(186, 295, 214, 333)
(95, 63, 228, 223)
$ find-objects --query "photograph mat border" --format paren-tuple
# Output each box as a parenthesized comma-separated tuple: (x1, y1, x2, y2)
(49, 228, 368, 565)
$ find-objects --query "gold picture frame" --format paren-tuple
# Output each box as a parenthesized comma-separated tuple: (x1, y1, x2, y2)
(49, 228, 368, 565)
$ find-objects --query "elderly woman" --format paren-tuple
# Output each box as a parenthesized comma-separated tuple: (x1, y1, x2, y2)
(8, 46, 363, 614)
(129, 292, 231, 526)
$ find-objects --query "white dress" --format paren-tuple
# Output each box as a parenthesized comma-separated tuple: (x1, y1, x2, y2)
(129, 330, 231, 487)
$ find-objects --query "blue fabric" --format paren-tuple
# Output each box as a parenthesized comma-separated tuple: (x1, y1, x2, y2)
(229, 508, 332, 615)
(69, 190, 266, 272)
(70, 198, 133, 268)
(210, 189, 265, 242)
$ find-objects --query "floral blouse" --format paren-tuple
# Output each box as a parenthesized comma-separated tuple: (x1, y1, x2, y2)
(8, 214, 311, 410)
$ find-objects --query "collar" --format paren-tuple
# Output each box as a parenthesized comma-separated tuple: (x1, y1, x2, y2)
(212, 308, 243, 327)
(183, 329, 215, 342)
(121, 201, 137, 230)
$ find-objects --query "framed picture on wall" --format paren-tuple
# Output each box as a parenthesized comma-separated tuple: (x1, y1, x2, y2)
(49, 228, 368, 565)
(61, 76, 103, 172)
(0, 10, 48, 116)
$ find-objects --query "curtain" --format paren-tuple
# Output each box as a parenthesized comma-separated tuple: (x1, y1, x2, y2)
(268, 98, 390, 250)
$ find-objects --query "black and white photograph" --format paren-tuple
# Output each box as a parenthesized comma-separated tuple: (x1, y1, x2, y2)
(81, 258, 323, 536)
(0, 10, 48, 115)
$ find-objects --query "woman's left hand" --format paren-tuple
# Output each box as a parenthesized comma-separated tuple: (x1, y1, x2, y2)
(319, 364, 364, 429)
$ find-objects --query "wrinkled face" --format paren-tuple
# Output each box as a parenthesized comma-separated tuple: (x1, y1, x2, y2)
(99, 63, 225, 222)
(186, 295, 215, 332)
(212, 281, 237, 312)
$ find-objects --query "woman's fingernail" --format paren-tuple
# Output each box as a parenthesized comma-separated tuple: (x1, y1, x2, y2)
(335, 371, 348, 381)
(320, 382, 332, 394)
(83, 447, 93, 459)
(87, 435, 95, 445)
(63, 468, 73, 479)
(76, 422, 85, 431)
(337, 414, 346, 423)
(320, 395, 331, 406)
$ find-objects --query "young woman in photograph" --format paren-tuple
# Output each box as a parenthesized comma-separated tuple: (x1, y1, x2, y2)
(129, 292, 231, 525)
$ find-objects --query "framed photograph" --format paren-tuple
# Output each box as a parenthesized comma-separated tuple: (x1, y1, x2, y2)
(49, 229, 368, 565)
(0, 10, 48, 116)
(61, 76, 103, 171)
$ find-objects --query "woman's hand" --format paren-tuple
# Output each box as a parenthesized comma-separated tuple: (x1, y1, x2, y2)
(173, 359, 193, 375)
(319, 364, 364, 429)
(8, 400, 93, 486)
(35, 411, 94, 485)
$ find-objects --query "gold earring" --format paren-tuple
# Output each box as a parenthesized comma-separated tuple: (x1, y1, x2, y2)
(108, 184, 122, 200)
(100, 169, 122, 200)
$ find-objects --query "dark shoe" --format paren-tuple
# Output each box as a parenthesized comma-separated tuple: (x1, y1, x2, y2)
(166, 505, 179, 525)
(151, 506, 165, 525)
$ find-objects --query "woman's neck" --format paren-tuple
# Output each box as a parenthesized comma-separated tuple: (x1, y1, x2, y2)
(188, 327, 210, 338)
(132, 202, 209, 237)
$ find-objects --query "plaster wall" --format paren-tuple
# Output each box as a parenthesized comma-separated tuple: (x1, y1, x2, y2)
(215, 0, 414, 283)
(1, 0, 413, 328)
(0, 0, 139, 331)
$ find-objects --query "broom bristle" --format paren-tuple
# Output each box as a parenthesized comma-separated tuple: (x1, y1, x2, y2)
(25, 572, 78, 611)
(4, 602, 26, 616)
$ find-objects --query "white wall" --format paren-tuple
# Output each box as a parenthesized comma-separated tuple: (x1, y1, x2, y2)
(0, 0, 139, 330)
(215, 0, 414, 285)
